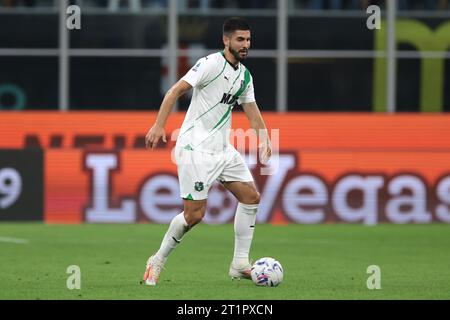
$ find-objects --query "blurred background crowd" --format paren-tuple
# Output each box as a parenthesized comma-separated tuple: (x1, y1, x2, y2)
(0, 1, 449, 113)
(1, 0, 449, 11)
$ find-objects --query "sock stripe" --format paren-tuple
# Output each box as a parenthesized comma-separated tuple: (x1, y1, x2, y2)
(172, 236, 180, 244)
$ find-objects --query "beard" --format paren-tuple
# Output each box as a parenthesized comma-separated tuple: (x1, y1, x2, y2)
(229, 45, 248, 62)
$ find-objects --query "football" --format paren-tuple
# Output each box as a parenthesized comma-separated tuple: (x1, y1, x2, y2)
(251, 257, 284, 287)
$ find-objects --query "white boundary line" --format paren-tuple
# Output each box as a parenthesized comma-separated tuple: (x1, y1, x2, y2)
(0, 236, 29, 244)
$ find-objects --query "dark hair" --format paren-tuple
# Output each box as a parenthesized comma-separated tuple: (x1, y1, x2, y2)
(223, 17, 250, 36)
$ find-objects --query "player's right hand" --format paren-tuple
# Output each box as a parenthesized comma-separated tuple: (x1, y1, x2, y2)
(145, 124, 167, 150)
(259, 141, 272, 165)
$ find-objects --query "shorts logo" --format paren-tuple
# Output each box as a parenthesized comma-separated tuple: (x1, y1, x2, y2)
(194, 181, 204, 192)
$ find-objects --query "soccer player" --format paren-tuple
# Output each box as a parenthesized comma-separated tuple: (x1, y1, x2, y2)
(143, 17, 272, 286)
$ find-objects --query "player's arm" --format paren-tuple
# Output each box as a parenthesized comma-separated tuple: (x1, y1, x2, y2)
(145, 79, 192, 149)
(241, 101, 272, 163)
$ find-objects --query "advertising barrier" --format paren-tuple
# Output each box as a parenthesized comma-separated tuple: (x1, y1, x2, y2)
(0, 149, 43, 221)
(1, 112, 449, 224)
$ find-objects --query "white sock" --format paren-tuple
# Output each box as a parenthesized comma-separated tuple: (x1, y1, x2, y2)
(233, 202, 258, 267)
(156, 212, 189, 261)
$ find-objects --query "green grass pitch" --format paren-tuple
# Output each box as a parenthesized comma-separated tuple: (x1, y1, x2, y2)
(0, 223, 449, 300)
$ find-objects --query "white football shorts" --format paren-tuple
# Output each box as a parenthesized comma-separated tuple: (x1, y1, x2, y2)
(174, 144, 254, 200)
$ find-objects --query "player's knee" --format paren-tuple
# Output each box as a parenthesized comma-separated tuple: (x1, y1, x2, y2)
(245, 191, 260, 205)
(186, 214, 203, 228)
(184, 207, 205, 227)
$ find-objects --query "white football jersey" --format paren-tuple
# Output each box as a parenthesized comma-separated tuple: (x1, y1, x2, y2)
(176, 51, 255, 153)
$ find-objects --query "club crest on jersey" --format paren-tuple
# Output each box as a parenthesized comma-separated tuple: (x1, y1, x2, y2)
(194, 181, 204, 192)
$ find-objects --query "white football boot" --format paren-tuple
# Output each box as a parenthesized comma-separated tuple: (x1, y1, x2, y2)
(142, 254, 165, 286)
(229, 260, 252, 280)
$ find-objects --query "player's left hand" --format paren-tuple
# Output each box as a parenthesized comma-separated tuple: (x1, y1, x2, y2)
(145, 124, 167, 150)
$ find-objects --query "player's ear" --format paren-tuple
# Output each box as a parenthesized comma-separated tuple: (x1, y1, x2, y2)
(223, 34, 229, 48)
